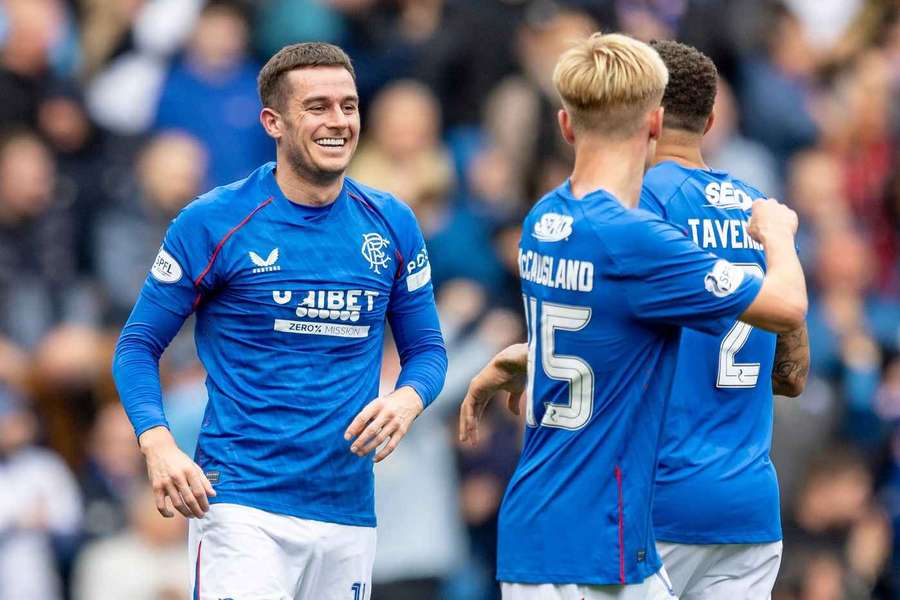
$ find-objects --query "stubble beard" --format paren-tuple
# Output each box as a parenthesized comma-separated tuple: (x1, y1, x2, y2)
(282, 132, 350, 186)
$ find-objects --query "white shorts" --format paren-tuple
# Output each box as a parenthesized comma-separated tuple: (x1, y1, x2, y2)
(656, 541, 782, 600)
(501, 568, 677, 599)
(188, 503, 376, 600)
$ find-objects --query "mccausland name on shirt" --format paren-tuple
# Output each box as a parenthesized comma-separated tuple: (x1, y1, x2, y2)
(518, 249, 594, 292)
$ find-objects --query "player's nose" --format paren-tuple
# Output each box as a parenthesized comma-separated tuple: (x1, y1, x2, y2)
(324, 106, 351, 131)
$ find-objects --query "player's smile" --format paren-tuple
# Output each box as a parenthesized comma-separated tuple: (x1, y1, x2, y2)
(314, 137, 346, 147)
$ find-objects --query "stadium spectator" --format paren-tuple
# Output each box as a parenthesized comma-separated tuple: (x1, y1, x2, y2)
(703, 77, 781, 199)
(72, 483, 189, 600)
(30, 325, 114, 468)
(94, 131, 207, 321)
(740, 4, 821, 165)
(778, 446, 893, 599)
(0, 0, 66, 128)
(80, 403, 146, 541)
(0, 130, 81, 348)
(153, 0, 272, 187)
(350, 79, 454, 219)
(372, 335, 467, 600)
(0, 386, 82, 600)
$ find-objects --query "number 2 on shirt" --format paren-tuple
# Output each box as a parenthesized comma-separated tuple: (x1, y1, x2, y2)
(717, 263, 765, 388)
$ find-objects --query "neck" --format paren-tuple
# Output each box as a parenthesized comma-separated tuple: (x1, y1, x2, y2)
(274, 155, 344, 207)
(569, 133, 649, 208)
(652, 128, 707, 170)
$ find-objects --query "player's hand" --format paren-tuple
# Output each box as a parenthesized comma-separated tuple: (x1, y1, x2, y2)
(459, 343, 528, 446)
(748, 198, 799, 245)
(345, 386, 424, 463)
(139, 426, 216, 519)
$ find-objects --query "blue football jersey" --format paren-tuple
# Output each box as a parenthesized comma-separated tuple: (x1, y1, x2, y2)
(640, 160, 780, 544)
(135, 163, 440, 526)
(498, 181, 763, 585)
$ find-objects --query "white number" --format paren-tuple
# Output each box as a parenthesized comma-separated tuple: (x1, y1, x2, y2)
(524, 295, 594, 430)
(717, 263, 765, 388)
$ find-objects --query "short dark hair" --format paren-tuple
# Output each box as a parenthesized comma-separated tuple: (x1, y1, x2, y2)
(650, 40, 717, 133)
(257, 42, 356, 111)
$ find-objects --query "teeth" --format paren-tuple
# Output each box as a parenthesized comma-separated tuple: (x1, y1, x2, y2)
(316, 138, 345, 147)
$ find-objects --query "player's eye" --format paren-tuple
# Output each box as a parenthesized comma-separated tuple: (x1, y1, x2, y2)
(343, 104, 358, 113)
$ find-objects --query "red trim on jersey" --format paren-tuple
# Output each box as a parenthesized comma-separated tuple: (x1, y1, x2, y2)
(348, 190, 376, 214)
(193, 197, 274, 288)
(394, 249, 405, 279)
(193, 539, 203, 600)
(615, 464, 625, 584)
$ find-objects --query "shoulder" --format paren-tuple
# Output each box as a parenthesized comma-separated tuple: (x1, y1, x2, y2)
(642, 161, 693, 206)
(524, 188, 570, 228)
(173, 166, 274, 240)
(344, 177, 417, 223)
(595, 207, 691, 272)
(730, 175, 768, 201)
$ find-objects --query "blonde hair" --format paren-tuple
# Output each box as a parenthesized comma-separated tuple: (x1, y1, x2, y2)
(553, 32, 668, 137)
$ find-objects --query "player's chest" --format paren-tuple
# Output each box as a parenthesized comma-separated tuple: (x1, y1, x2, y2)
(212, 222, 399, 326)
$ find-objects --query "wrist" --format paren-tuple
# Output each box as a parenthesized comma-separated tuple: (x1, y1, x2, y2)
(758, 227, 795, 250)
(138, 425, 174, 454)
(495, 343, 528, 374)
(394, 385, 425, 412)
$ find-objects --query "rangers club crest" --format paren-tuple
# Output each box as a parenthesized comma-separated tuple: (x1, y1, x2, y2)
(361, 233, 391, 274)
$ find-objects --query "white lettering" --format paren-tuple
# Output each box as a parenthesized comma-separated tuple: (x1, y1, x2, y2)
(705, 182, 720, 204)
(274, 319, 370, 338)
(688, 218, 701, 244)
(729, 220, 741, 248)
(703, 219, 717, 248)
(364, 290, 378, 311)
(519, 250, 593, 292)
(327, 290, 344, 309)
(273, 291, 292, 305)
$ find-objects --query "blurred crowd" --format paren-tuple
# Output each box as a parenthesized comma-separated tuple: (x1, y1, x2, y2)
(0, 0, 897, 599)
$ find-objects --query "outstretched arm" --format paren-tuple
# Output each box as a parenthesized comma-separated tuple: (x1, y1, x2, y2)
(772, 324, 810, 396)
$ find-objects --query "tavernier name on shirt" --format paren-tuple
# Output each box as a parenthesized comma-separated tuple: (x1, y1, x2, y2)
(690, 182, 763, 251)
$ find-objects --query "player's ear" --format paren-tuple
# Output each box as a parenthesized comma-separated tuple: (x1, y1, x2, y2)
(260, 107, 283, 140)
(558, 109, 576, 145)
(649, 106, 664, 141)
(703, 110, 715, 135)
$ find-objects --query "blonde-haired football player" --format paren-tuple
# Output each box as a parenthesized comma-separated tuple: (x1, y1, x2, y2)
(460, 32, 806, 600)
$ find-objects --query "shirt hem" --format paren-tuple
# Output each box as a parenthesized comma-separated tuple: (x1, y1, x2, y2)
(209, 494, 376, 528)
(654, 530, 782, 545)
(497, 561, 660, 585)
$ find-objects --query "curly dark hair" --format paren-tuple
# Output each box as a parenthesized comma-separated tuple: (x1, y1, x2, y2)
(650, 40, 718, 133)
(258, 43, 356, 112)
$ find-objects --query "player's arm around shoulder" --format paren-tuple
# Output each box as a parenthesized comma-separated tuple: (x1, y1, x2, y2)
(739, 198, 808, 334)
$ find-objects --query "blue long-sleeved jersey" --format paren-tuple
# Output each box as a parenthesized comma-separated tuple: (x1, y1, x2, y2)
(113, 162, 447, 526)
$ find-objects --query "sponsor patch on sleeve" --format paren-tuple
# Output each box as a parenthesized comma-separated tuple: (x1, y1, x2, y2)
(406, 262, 432, 292)
(150, 247, 183, 284)
(704, 259, 745, 298)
